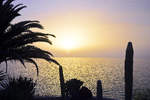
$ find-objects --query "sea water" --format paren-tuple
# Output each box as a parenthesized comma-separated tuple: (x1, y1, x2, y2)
(0, 57, 150, 100)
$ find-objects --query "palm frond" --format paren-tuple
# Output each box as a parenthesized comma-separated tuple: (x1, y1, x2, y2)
(19, 45, 54, 56)
(5, 37, 52, 48)
(0, 71, 6, 82)
(0, 0, 59, 76)
(0, 45, 59, 75)
(0, 21, 51, 46)
(0, 71, 8, 88)
(3, 0, 14, 7)
(24, 58, 39, 76)
(0, 0, 25, 35)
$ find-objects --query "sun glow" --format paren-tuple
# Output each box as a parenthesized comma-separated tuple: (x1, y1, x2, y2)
(60, 38, 77, 50)
(54, 30, 84, 51)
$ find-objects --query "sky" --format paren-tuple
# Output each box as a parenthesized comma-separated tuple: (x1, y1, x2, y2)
(13, 0, 150, 58)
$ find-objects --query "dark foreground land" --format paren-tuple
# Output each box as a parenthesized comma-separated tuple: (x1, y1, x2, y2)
(34, 96, 116, 100)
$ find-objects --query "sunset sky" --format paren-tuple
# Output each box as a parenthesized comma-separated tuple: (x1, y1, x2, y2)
(14, 0, 150, 58)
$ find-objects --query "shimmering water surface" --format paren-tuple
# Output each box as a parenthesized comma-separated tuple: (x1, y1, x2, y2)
(1, 57, 150, 100)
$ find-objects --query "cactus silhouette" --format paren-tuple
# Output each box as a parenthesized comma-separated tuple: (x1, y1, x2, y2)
(59, 65, 66, 99)
(97, 80, 103, 100)
(125, 42, 134, 100)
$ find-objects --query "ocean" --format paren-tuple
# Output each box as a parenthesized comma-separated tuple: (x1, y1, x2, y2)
(0, 57, 150, 100)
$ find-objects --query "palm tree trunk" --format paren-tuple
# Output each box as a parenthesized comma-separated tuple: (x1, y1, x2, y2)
(125, 42, 134, 100)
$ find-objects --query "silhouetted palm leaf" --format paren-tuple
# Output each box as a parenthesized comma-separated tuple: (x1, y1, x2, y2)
(0, 71, 8, 88)
(0, 0, 60, 75)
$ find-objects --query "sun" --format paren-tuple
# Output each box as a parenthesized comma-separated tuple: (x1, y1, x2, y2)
(52, 30, 85, 51)
(60, 38, 77, 50)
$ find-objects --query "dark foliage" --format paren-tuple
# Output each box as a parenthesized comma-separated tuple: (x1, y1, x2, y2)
(79, 86, 93, 100)
(65, 79, 93, 100)
(65, 79, 83, 98)
(0, 76, 36, 100)
(0, 0, 60, 76)
(133, 89, 150, 100)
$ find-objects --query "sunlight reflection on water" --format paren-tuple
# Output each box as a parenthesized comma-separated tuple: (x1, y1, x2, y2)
(1, 57, 150, 100)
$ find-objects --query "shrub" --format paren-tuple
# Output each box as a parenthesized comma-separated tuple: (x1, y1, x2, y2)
(79, 86, 93, 100)
(65, 79, 93, 100)
(65, 79, 83, 98)
(0, 76, 36, 100)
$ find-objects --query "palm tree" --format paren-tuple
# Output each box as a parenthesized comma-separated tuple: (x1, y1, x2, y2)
(0, 0, 60, 76)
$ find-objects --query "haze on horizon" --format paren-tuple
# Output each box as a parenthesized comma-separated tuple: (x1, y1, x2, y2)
(14, 0, 150, 58)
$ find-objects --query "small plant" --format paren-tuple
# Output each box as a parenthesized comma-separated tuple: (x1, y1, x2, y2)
(0, 76, 36, 100)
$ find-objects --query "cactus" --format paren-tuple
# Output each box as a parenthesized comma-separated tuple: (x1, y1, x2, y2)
(125, 42, 134, 100)
(97, 80, 103, 100)
(59, 65, 66, 99)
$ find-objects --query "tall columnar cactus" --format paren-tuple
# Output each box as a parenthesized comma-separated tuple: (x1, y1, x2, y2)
(125, 42, 134, 100)
(59, 65, 66, 99)
(97, 80, 103, 100)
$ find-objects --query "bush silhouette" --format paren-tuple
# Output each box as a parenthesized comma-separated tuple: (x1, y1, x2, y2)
(79, 86, 93, 100)
(66, 79, 83, 98)
(65, 79, 93, 100)
(0, 76, 36, 100)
